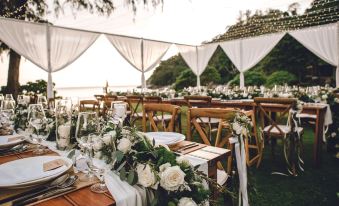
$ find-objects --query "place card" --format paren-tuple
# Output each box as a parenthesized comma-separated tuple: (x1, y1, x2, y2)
(43, 159, 65, 172)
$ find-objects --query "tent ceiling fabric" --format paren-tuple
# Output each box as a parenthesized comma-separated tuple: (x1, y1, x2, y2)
(0, 18, 48, 70)
(105, 34, 171, 88)
(49, 27, 99, 72)
(289, 22, 338, 87)
(0, 17, 338, 92)
(219, 32, 286, 88)
(176, 43, 218, 88)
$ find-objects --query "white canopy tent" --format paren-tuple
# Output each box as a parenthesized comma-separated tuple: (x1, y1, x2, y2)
(176, 43, 219, 89)
(105, 34, 172, 91)
(0, 17, 338, 100)
(219, 32, 286, 88)
(0, 17, 100, 98)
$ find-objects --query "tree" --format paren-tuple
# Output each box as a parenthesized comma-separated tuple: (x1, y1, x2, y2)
(0, 0, 160, 98)
(200, 66, 221, 85)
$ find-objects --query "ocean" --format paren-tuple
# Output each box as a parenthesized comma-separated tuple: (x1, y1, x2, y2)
(55, 86, 140, 100)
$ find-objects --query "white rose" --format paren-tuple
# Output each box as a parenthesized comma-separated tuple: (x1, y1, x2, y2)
(108, 130, 117, 138)
(136, 164, 158, 189)
(232, 122, 242, 135)
(176, 156, 191, 166)
(159, 163, 171, 172)
(94, 151, 103, 159)
(92, 137, 103, 151)
(160, 165, 185, 191)
(102, 134, 112, 145)
(331, 132, 336, 138)
(117, 138, 132, 154)
(322, 94, 328, 100)
(178, 197, 197, 206)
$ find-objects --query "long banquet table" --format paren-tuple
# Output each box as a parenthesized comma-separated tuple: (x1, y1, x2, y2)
(160, 98, 328, 167)
(0, 140, 230, 205)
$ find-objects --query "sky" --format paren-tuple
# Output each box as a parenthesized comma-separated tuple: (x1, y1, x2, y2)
(0, 0, 314, 89)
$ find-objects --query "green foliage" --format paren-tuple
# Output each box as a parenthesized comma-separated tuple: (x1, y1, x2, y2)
(230, 70, 266, 86)
(173, 69, 197, 90)
(266, 71, 297, 87)
(200, 66, 221, 85)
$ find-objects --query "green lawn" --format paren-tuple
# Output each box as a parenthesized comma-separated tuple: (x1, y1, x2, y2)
(133, 105, 339, 206)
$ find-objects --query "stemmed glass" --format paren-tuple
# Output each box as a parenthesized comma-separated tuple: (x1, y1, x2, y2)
(37, 96, 48, 109)
(27, 104, 50, 155)
(90, 167, 108, 193)
(1, 94, 16, 110)
(75, 112, 99, 181)
(110, 102, 127, 125)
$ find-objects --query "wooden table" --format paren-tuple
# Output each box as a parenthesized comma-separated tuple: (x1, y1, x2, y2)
(0, 141, 229, 205)
(162, 98, 328, 167)
(0, 149, 115, 206)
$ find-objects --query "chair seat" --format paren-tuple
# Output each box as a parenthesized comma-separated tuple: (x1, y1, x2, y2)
(153, 114, 173, 121)
(264, 125, 303, 135)
(196, 117, 220, 124)
(217, 169, 229, 186)
(296, 113, 317, 119)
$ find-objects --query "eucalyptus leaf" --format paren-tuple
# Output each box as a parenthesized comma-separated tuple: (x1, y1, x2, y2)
(127, 170, 138, 185)
(113, 150, 124, 163)
(168, 201, 176, 206)
(67, 149, 75, 159)
(120, 167, 127, 181)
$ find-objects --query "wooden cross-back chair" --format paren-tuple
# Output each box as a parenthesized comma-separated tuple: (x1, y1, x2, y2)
(79, 100, 100, 114)
(185, 95, 219, 138)
(142, 103, 180, 132)
(187, 107, 237, 184)
(126, 95, 144, 125)
(254, 97, 304, 174)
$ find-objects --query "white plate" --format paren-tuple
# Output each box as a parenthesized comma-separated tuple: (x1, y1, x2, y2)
(0, 134, 26, 149)
(0, 156, 72, 189)
(145, 132, 185, 146)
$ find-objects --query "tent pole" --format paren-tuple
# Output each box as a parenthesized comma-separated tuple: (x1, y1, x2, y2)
(195, 46, 201, 92)
(141, 38, 146, 92)
(46, 24, 53, 99)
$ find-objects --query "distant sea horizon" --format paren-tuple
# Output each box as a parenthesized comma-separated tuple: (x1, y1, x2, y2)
(55, 85, 140, 99)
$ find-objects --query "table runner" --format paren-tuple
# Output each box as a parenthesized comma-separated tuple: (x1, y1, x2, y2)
(40, 140, 209, 206)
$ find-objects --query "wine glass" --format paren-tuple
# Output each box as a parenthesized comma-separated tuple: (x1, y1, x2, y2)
(55, 99, 73, 150)
(27, 104, 50, 155)
(90, 167, 108, 193)
(5, 94, 14, 100)
(110, 102, 127, 125)
(37, 96, 48, 109)
(1, 98, 16, 110)
(75, 112, 99, 181)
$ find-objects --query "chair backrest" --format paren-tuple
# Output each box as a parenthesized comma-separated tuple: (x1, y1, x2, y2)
(94, 95, 104, 101)
(126, 95, 144, 118)
(79, 100, 100, 113)
(105, 95, 118, 102)
(184, 95, 212, 108)
(187, 107, 236, 143)
(144, 96, 162, 103)
(142, 103, 180, 132)
(254, 97, 297, 135)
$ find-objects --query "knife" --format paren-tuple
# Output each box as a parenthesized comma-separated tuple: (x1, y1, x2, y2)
(13, 186, 76, 206)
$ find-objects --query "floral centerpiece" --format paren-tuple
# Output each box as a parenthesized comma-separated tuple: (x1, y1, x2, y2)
(93, 121, 213, 206)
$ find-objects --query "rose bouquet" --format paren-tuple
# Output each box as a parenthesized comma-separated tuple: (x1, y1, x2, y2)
(96, 122, 211, 205)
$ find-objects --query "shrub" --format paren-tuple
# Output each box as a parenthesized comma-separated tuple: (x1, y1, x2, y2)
(229, 70, 266, 86)
(200, 66, 221, 85)
(174, 69, 197, 90)
(266, 71, 297, 87)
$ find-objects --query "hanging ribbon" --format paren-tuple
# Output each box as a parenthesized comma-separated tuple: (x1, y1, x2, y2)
(239, 72, 245, 89)
(229, 135, 249, 206)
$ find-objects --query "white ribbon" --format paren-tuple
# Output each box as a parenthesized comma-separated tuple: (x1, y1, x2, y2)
(229, 136, 249, 206)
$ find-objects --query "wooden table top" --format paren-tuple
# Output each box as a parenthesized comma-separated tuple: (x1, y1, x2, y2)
(0, 140, 230, 206)
(0, 149, 115, 206)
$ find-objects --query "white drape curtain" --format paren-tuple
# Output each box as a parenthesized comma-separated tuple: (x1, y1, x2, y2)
(0, 18, 99, 98)
(176, 43, 218, 89)
(220, 32, 286, 88)
(105, 35, 171, 89)
(289, 23, 339, 87)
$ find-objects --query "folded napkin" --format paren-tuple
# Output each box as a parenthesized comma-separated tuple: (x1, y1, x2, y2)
(0, 156, 67, 186)
(0, 134, 24, 144)
(146, 132, 183, 145)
